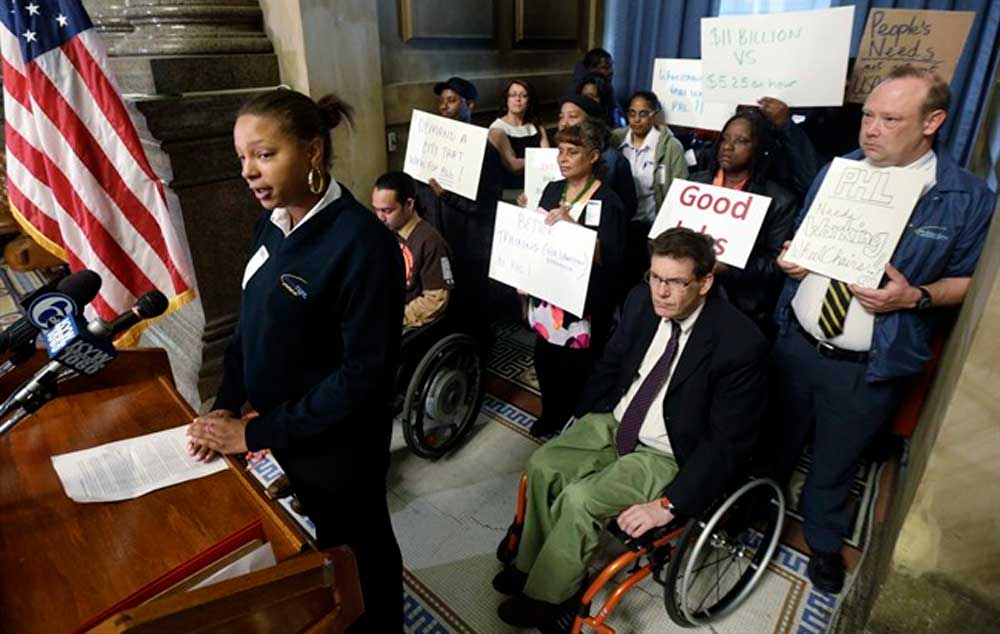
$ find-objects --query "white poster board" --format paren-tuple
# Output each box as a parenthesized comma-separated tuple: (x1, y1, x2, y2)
(403, 110, 488, 200)
(651, 58, 734, 131)
(785, 158, 925, 288)
(700, 6, 855, 107)
(524, 148, 561, 211)
(648, 179, 772, 269)
(489, 201, 597, 317)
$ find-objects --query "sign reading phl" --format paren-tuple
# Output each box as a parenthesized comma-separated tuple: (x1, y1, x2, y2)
(648, 179, 772, 269)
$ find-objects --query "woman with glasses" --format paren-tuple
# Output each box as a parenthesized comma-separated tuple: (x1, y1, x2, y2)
(527, 119, 626, 438)
(610, 91, 689, 288)
(488, 79, 551, 201)
(688, 111, 797, 338)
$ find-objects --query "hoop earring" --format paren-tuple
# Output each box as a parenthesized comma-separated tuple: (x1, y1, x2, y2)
(307, 167, 325, 195)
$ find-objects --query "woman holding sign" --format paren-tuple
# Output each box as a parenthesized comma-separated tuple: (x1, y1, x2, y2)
(688, 111, 797, 337)
(488, 79, 551, 199)
(527, 119, 626, 437)
(187, 88, 405, 631)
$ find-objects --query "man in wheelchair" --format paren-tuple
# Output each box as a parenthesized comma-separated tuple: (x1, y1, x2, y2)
(496, 228, 770, 628)
(371, 171, 455, 329)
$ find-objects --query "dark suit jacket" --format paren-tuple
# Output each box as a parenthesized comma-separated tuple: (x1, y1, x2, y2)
(575, 288, 768, 516)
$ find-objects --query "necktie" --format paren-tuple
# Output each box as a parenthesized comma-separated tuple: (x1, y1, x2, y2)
(819, 279, 852, 338)
(615, 321, 681, 455)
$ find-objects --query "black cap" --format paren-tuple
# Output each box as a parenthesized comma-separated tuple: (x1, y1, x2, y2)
(433, 77, 478, 102)
(559, 94, 604, 119)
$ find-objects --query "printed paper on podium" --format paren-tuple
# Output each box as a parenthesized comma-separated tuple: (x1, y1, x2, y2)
(489, 201, 596, 318)
(784, 157, 926, 288)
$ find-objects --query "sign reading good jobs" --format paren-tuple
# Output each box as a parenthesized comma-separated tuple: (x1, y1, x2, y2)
(647, 179, 771, 269)
(404, 110, 488, 200)
(524, 148, 561, 211)
(785, 158, 925, 288)
(847, 9, 975, 103)
(489, 201, 596, 318)
(651, 59, 734, 131)
(701, 6, 854, 107)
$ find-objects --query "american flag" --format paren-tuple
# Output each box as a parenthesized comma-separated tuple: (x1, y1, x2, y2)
(0, 0, 195, 340)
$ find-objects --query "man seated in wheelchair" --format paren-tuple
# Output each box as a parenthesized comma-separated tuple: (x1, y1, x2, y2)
(496, 227, 769, 628)
(372, 171, 455, 329)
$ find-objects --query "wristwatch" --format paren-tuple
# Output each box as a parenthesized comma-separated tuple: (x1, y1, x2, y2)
(915, 286, 932, 310)
(659, 497, 675, 513)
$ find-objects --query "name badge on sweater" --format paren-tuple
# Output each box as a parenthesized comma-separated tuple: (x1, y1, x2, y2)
(584, 200, 602, 227)
(242, 245, 269, 289)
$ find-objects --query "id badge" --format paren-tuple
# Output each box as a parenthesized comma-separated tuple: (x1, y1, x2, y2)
(242, 245, 270, 289)
(656, 164, 667, 186)
(584, 200, 602, 227)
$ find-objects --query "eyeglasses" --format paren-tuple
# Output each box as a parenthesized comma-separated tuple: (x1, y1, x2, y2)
(644, 270, 694, 291)
(627, 110, 656, 120)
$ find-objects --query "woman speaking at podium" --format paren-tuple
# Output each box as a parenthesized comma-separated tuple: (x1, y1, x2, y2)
(187, 88, 405, 632)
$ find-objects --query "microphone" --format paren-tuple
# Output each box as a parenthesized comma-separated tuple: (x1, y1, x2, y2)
(0, 270, 103, 356)
(86, 290, 169, 339)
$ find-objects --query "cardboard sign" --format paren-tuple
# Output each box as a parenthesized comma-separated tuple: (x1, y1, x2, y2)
(651, 58, 734, 131)
(847, 9, 975, 103)
(785, 158, 925, 288)
(700, 6, 854, 107)
(403, 110, 488, 200)
(647, 179, 772, 269)
(524, 148, 561, 211)
(489, 201, 597, 317)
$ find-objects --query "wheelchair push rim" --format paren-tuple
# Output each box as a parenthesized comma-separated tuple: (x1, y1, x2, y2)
(665, 477, 785, 627)
(402, 333, 483, 459)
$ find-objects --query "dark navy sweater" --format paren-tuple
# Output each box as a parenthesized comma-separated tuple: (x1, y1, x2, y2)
(215, 186, 405, 456)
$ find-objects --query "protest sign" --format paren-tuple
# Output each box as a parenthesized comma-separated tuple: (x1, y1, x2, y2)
(847, 9, 975, 103)
(648, 179, 772, 269)
(489, 201, 597, 317)
(403, 110, 488, 200)
(651, 58, 734, 131)
(700, 6, 854, 107)
(785, 158, 925, 288)
(524, 148, 561, 211)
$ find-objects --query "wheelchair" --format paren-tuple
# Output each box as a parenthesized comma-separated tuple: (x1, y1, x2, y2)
(392, 314, 485, 459)
(497, 471, 785, 632)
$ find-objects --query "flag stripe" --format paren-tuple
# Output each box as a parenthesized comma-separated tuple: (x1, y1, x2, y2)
(1, 60, 31, 112)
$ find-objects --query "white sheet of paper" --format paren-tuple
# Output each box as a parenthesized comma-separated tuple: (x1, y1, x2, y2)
(700, 6, 855, 107)
(785, 158, 926, 287)
(524, 148, 561, 211)
(489, 201, 597, 318)
(51, 425, 227, 503)
(651, 58, 735, 131)
(403, 110, 488, 200)
(648, 179, 772, 269)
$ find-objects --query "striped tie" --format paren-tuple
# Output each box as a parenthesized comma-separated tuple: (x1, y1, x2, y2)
(819, 279, 852, 338)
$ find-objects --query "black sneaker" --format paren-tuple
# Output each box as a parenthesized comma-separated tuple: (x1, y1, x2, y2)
(497, 594, 564, 628)
(492, 565, 528, 595)
(807, 550, 845, 594)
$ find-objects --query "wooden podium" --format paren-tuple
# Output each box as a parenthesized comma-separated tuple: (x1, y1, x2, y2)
(0, 349, 363, 634)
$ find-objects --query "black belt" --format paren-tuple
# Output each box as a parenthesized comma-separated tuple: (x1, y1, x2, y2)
(795, 321, 870, 363)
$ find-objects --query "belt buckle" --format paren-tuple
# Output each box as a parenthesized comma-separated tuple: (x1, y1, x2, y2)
(816, 340, 836, 357)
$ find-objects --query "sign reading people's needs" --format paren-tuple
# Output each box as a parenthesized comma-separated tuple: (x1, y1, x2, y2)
(524, 148, 561, 211)
(489, 201, 596, 318)
(700, 6, 854, 107)
(404, 110, 488, 200)
(651, 58, 734, 131)
(784, 158, 925, 288)
(847, 8, 975, 103)
(648, 179, 772, 269)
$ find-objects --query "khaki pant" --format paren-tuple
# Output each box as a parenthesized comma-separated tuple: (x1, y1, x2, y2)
(515, 412, 679, 603)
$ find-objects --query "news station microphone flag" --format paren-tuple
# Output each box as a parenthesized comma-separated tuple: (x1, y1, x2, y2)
(0, 0, 195, 344)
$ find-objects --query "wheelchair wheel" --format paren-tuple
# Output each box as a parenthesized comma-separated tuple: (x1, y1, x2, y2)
(403, 333, 483, 459)
(664, 478, 785, 627)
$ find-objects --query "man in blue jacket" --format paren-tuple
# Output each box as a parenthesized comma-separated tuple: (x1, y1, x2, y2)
(773, 65, 996, 594)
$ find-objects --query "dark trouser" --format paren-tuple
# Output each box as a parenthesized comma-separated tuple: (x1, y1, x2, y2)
(533, 336, 594, 434)
(624, 220, 653, 302)
(769, 328, 904, 553)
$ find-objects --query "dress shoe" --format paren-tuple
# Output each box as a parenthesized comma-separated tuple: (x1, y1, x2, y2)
(265, 474, 293, 499)
(492, 565, 528, 595)
(497, 594, 564, 628)
(807, 550, 845, 594)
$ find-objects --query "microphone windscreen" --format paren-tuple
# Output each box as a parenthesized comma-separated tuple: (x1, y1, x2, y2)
(135, 290, 169, 319)
(57, 270, 102, 309)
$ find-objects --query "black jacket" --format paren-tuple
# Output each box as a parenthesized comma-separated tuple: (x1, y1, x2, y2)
(688, 171, 797, 336)
(575, 290, 768, 516)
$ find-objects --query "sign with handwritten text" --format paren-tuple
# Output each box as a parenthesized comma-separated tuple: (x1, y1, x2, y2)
(403, 110, 488, 200)
(785, 158, 925, 288)
(651, 59, 734, 131)
(700, 6, 854, 107)
(647, 179, 771, 269)
(489, 201, 596, 317)
(524, 148, 561, 211)
(847, 9, 975, 103)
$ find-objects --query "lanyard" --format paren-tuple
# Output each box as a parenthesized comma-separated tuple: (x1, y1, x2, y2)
(561, 175, 597, 206)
